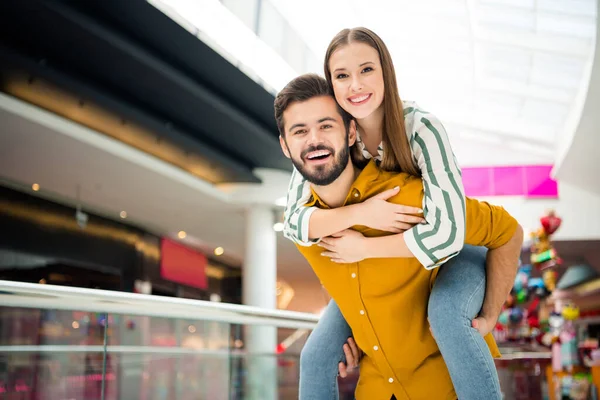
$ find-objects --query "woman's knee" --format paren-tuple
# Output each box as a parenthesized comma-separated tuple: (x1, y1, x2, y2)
(300, 302, 351, 373)
(300, 334, 342, 377)
(429, 249, 488, 328)
(300, 335, 320, 366)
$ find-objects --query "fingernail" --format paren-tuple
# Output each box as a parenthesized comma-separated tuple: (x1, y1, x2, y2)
(394, 186, 399, 190)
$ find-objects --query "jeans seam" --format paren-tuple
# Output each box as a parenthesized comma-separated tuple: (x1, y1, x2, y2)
(463, 275, 500, 398)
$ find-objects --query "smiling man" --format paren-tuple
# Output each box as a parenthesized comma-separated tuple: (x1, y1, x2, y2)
(274, 73, 523, 400)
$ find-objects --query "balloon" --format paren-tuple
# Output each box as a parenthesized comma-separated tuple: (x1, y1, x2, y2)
(528, 277, 544, 289)
(562, 304, 580, 321)
(527, 315, 540, 329)
(509, 308, 524, 324)
(498, 309, 510, 326)
(516, 289, 528, 304)
(513, 268, 530, 291)
(540, 210, 562, 235)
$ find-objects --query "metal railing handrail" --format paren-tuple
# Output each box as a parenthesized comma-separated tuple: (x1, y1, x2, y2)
(0, 345, 301, 358)
(0, 280, 319, 330)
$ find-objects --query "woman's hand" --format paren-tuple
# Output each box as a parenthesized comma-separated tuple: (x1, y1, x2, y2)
(357, 187, 425, 233)
(319, 230, 368, 263)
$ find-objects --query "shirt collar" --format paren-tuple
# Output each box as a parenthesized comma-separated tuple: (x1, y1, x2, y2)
(306, 159, 381, 209)
(355, 129, 384, 161)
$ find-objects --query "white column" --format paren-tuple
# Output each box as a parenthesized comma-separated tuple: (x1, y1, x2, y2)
(243, 206, 277, 309)
(242, 206, 278, 400)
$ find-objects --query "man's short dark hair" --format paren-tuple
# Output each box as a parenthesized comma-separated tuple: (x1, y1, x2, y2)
(274, 73, 352, 136)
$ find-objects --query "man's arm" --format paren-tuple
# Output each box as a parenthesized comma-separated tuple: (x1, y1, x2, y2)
(464, 198, 523, 335)
(478, 224, 523, 329)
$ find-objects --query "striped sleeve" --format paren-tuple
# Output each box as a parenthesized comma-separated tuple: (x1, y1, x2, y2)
(403, 109, 466, 269)
(282, 166, 318, 246)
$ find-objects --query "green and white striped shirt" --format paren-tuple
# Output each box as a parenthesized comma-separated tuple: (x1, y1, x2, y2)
(282, 101, 466, 269)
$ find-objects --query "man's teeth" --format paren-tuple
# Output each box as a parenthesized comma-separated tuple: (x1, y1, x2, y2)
(307, 151, 330, 159)
(350, 94, 369, 103)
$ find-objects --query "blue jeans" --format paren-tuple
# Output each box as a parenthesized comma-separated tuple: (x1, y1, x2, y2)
(298, 245, 502, 400)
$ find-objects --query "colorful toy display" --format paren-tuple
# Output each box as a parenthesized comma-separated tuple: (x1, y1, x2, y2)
(494, 210, 564, 345)
(530, 210, 563, 271)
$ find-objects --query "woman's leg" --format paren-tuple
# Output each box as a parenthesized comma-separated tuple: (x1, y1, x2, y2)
(299, 299, 352, 400)
(428, 245, 502, 400)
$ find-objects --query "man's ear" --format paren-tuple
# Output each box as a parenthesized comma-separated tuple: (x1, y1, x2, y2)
(279, 135, 291, 159)
(348, 120, 357, 147)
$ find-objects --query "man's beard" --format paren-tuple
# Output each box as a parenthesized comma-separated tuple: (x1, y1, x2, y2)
(290, 137, 350, 186)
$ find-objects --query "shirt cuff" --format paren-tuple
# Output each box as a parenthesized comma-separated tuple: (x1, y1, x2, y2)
(403, 227, 458, 270)
(294, 206, 319, 247)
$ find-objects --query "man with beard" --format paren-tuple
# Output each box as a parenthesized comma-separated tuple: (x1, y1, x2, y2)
(274, 73, 523, 400)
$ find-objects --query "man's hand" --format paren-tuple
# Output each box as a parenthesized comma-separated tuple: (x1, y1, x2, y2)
(319, 230, 368, 263)
(357, 187, 424, 233)
(338, 337, 362, 378)
(472, 315, 496, 337)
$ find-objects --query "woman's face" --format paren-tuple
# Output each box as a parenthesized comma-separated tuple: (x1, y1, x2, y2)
(328, 42, 385, 120)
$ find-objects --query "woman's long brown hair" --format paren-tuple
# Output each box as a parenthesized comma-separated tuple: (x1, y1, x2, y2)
(324, 27, 420, 177)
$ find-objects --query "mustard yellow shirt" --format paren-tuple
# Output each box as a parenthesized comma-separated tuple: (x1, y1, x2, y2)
(296, 160, 518, 400)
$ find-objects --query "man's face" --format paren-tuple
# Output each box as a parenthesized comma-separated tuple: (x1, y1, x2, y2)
(280, 96, 356, 186)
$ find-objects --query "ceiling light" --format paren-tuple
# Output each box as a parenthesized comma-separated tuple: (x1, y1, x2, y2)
(273, 222, 284, 232)
(32, 183, 40, 191)
(275, 196, 287, 207)
(178, 231, 187, 239)
(120, 211, 127, 219)
(214, 247, 224, 256)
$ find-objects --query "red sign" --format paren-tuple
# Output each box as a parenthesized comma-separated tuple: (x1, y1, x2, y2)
(160, 239, 207, 289)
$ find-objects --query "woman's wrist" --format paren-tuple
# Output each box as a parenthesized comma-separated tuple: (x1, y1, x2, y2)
(347, 203, 366, 227)
(362, 234, 411, 259)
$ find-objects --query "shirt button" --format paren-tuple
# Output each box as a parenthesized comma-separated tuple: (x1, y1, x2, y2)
(359, 310, 365, 315)
(373, 346, 379, 351)
(388, 378, 394, 383)
(354, 192, 359, 198)
(351, 273, 356, 278)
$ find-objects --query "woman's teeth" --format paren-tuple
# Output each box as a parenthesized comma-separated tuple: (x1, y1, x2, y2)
(350, 94, 370, 103)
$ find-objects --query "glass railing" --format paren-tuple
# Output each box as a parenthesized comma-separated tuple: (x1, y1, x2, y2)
(0, 280, 552, 399)
(0, 280, 320, 400)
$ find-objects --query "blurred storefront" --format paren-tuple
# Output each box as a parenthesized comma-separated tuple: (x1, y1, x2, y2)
(0, 185, 242, 301)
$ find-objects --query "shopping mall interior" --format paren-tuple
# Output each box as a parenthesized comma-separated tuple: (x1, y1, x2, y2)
(0, 0, 599, 399)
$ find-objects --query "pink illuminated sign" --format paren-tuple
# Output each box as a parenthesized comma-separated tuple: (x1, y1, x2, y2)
(462, 165, 558, 198)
